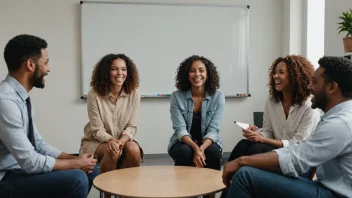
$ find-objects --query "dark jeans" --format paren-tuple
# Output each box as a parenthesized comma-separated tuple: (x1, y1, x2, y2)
(221, 139, 317, 198)
(169, 141, 222, 170)
(227, 166, 334, 198)
(221, 139, 275, 198)
(0, 166, 98, 198)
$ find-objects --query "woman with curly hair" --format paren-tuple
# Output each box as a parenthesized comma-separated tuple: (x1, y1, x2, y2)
(221, 55, 321, 198)
(168, 55, 225, 176)
(80, 54, 142, 198)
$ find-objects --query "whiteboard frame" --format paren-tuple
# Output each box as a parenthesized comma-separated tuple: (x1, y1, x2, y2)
(80, 1, 250, 99)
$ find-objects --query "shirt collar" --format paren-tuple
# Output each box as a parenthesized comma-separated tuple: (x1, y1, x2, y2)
(5, 75, 29, 102)
(185, 89, 212, 100)
(321, 100, 352, 120)
(104, 89, 128, 98)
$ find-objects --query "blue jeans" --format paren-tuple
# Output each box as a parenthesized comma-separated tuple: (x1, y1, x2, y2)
(227, 166, 335, 198)
(0, 166, 98, 198)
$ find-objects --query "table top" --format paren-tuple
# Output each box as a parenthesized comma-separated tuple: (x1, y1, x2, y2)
(93, 166, 226, 198)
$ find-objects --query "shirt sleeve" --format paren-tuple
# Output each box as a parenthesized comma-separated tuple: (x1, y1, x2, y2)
(122, 90, 141, 140)
(204, 92, 225, 143)
(87, 91, 112, 143)
(274, 118, 351, 177)
(0, 99, 56, 174)
(170, 92, 190, 142)
(260, 97, 274, 138)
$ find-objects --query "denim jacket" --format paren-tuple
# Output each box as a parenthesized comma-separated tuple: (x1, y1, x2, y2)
(167, 89, 225, 152)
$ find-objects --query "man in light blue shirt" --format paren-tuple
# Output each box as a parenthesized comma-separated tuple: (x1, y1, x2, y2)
(0, 34, 98, 198)
(222, 56, 352, 198)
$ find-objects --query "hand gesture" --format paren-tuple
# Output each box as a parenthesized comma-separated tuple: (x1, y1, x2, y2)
(77, 153, 97, 173)
(115, 139, 125, 151)
(222, 159, 241, 188)
(193, 147, 206, 168)
(242, 125, 263, 143)
(108, 139, 120, 155)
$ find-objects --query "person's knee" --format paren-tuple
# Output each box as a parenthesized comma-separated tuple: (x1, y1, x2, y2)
(179, 145, 193, 159)
(172, 144, 193, 165)
(103, 148, 120, 162)
(124, 142, 142, 164)
(204, 144, 221, 161)
(232, 166, 255, 184)
(237, 139, 251, 147)
(247, 143, 273, 155)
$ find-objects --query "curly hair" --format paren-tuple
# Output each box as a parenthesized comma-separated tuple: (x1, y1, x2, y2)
(175, 55, 220, 95)
(318, 56, 352, 98)
(4, 34, 47, 72)
(90, 54, 139, 97)
(268, 55, 315, 106)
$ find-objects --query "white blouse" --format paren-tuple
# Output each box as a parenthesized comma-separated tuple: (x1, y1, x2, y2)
(260, 96, 321, 147)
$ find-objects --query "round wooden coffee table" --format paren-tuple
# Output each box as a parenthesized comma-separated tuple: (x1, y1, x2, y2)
(93, 166, 225, 198)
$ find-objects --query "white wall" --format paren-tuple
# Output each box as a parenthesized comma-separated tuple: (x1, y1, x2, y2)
(282, 0, 303, 56)
(325, 0, 352, 56)
(306, 0, 325, 67)
(0, 0, 282, 154)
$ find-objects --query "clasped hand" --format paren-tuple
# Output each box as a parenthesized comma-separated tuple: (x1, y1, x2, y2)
(242, 125, 263, 143)
(77, 153, 97, 173)
(108, 138, 125, 155)
(193, 147, 206, 168)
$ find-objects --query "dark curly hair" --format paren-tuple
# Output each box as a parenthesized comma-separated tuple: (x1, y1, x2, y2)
(175, 55, 220, 95)
(90, 54, 139, 97)
(4, 34, 47, 72)
(269, 55, 315, 106)
(318, 56, 352, 98)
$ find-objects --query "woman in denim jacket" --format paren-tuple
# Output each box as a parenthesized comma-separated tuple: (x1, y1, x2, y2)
(168, 55, 225, 172)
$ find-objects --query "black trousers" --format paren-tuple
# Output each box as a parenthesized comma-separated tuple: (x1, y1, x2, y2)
(220, 139, 275, 198)
(169, 141, 222, 170)
(227, 139, 275, 162)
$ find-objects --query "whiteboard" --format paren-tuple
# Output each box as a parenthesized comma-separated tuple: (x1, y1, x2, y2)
(81, 2, 249, 98)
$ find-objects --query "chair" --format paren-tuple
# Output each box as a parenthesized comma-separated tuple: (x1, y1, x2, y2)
(253, 112, 264, 128)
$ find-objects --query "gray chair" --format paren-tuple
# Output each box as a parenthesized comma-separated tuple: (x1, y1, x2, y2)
(253, 112, 264, 128)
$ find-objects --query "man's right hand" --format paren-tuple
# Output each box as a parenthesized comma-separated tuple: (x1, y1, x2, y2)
(77, 153, 97, 173)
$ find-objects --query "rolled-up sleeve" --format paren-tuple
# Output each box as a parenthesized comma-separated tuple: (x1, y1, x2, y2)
(170, 93, 190, 142)
(204, 92, 225, 143)
(0, 100, 56, 174)
(274, 118, 350, 177)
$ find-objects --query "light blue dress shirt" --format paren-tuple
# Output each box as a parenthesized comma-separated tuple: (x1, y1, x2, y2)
(275, 100, 352, 197)
(0, 75, 61, 181)
(168, 90, 225, 152)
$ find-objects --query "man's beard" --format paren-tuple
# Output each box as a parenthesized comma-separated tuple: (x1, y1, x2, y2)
(31, 66, 46, 89)
(311, 91, 328, 112)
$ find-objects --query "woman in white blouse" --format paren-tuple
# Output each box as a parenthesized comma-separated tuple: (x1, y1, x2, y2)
(228, 55, 321, 164)
(220, 55, 321, 198)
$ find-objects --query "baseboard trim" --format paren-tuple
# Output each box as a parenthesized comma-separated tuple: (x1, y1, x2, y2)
(144, 152, 231, 162)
